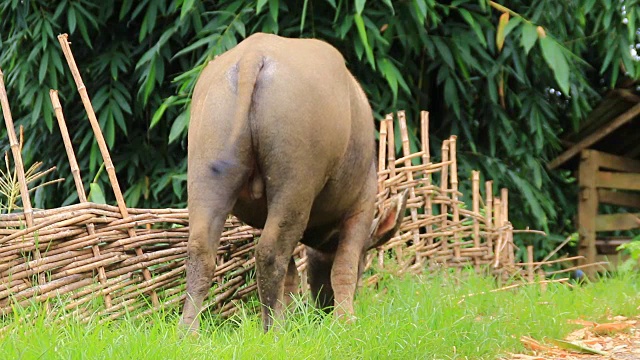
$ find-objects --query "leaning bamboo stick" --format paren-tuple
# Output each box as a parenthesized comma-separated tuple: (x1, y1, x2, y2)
(57, 34, 159, 307)
(0, 67, 46, 287)
(50, 89, 111, 308)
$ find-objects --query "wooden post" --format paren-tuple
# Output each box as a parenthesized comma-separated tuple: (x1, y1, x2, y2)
(50, 89, 111, 308)
(578, 150, 599, 277)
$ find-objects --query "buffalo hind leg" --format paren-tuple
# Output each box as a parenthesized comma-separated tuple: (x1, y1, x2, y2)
(306, 247, 335, 313)
(180, 170, 247, 333)
(331, 208, 372, 322)
(255, 199, 312, 332)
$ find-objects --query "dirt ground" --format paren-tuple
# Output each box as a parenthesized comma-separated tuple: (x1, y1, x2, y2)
(507, 315, 640, 359)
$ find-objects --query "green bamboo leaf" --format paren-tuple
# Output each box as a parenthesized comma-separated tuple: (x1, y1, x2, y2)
(520, 22, 537, 54)
(256, 0, 268, 14)
(232, 19, 246, 38)
(89, 183, 107, 204)
(432, 37, 454, 69)
(151, 96, 175, 129)
(269, 0, 278, 23)
(169, 111, 189, 144)
(180, 0, 196, 20)
(459, 8, 487, 47)
(382, 0, 394, 14)
(300, 0, 309, 34)
(355, 0, 366, 15)
(413, 0, 427, 25)
(38, 51, 49, 84)
(354, 14, 375, 69)
(68, 8, 76, 33)
(539, 36, 570, 94)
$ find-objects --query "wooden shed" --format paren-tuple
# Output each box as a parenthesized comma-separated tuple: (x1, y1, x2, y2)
(548, 88, 640, 275)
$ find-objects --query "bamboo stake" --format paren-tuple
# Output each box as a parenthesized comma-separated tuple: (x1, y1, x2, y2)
(449, 136, 460, 260)
(398, 111, 420, 262)
(378, 117, 389, 268)
(472, 171, 480, 269)
(501, 188, 512, 266)
(386, 114, 396, 194)
(57, 34, 159, 307)
(49, 89, 111, 308)
(385, 114, 402, 261)
(440, 140, 450, 249)
(0, 67, 46, 287)
(493, 198, 502, 268)
(485, 181, 493, 249)
(421, 111, 433, 244)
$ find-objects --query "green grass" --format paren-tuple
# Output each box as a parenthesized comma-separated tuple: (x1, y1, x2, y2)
(1, 271, 639, 359)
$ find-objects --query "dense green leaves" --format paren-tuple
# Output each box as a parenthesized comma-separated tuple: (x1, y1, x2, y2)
(0, 0, 638, 259)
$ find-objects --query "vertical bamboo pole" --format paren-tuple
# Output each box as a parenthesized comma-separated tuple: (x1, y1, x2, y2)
(472, 171, 480, 269)
(377, 119, 388, 195)
(485, 181, 493, 249)
(0, 67, 46, 287)
(49, 89, 111, 308)
(398, 111, 420, 262)
(57, 34, 159, 307)
(493, 198, 502, 268)
(378, 116, 390, 268)
(386, 114, 396, 194)
(449, 136, 460, 260)
(420, 111, 433, 245)
(440, 140, 450, 248)
(385, 114, 402, 261)
(501, 188, 513, 266)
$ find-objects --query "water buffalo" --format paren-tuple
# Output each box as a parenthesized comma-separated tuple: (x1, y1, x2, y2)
(181, 33, 407, 333)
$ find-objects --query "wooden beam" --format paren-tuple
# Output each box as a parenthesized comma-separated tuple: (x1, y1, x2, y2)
(595, 151, 640, 173)
(595, 213, 640, 232)
(596, 171, 640, 191)
(548, 102, 640, 169)
(577, 150, 599, 277)
(598, 189, 640, 208)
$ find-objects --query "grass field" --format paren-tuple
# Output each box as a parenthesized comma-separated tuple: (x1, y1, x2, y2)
(1, 270, 639, 359)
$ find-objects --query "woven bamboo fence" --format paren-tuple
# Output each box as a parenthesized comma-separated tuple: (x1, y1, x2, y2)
(0, 34, 535, 324)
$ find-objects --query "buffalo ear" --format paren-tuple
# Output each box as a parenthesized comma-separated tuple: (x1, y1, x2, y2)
(368, 189, 408, 250)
